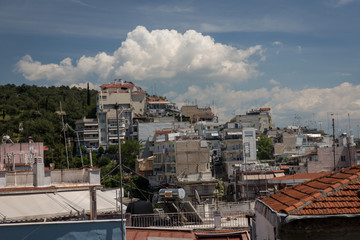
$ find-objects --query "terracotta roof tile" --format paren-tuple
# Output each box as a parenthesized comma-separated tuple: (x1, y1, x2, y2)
(261, 165, 360, 216)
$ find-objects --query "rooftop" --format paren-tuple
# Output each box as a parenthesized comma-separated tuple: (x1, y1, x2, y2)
(270, 172, 330, 181)
(126, 228, 250, 240)
(260, 165, 360, 215)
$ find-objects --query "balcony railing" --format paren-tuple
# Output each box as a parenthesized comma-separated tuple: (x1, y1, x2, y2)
(108, 124, 126, 129)
(125, 210, 248, 229)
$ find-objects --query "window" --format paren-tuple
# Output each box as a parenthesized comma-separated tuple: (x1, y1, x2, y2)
(341, 156, 346, 161)
(244, 131, 253, 137)
(244, 142, 250, 157)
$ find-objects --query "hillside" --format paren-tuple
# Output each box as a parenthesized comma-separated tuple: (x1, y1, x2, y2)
(0, 84, 97, 167)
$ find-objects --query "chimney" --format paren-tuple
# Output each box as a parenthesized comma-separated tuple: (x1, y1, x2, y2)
(33, 156, 45, 187)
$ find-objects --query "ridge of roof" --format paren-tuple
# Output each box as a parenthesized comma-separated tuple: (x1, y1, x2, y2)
(262, 165, 360, 215)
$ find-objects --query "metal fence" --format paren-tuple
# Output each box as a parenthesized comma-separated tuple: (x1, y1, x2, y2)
(125, 210, 248, 230)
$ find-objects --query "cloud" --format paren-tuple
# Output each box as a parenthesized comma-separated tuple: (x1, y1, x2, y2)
(272, 41, 283, 54)
(338, 72, 352, 77)
(15, 26, 263, 85)
(325, 0, 355, 8)
(269, 79, 280, 85)
(70, 82, 98, 90)
(297, 45, 302, 53)
(155, 5, 193, 13)
(167, 82, 360, 129)
(272, 41, 283, 46)
(16, 53, 116, 85)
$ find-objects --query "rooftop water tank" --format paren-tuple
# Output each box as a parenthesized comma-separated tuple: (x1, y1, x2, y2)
(159, 188, 185, 200)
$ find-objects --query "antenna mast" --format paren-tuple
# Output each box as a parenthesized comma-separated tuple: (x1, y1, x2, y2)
(60, 102, 70, 169)
(331, 113, 336, 171)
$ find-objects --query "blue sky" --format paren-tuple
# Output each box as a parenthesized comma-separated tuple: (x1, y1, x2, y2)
(0, 0, 359, 135)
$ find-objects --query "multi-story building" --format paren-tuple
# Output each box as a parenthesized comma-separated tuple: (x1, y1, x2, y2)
(221, 127, 257, 180)
(274, 128, 356, 173)
(229, 107, 272, 134)
(96, 79, 147, 146)
(235, 164, 284, 200)
(75, 117, 99, 148)
(175, 135, 217, 202)
(146, 96, 180, 121)
(242, 128, 257, 162)
(175, 136, 212, 179)
(181, 105, 216, 123)
(152, 129, 180, 186)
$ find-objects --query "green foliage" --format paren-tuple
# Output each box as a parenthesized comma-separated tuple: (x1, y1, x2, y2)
(257, 134, 274, 160)
(121, 140, 143, 170)
(215, 178, 224, 197)
(125, 175, 150, 200)
(106, 145, 118, 155)
(0, 84, 153, 194)
(98, 146, 104, 155)
(101, 160, 120, 188)
(0, 83, 97, 169)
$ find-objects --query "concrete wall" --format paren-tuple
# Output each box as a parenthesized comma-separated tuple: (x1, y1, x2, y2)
(255, 211, 276, 240)
(50, 169, 89, 184)
(0, 168, 100, 188)
(255, 201, 279, 240)
(175, 139, 211, 176)
(4, 171, 33, 187)
(131, 93, 146, 116)
(308, 146, 356, 173)
(102, 91, 131, 106)
(89, 169, 100, 185)
(0, 220, 125, 240)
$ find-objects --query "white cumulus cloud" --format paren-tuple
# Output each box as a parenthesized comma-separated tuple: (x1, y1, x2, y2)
(168, 82, 360, 129)
(15, 26, 263, 85)
(269, 78, 280, 85)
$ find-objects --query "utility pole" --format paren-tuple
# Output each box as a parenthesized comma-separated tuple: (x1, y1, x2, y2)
(332, 114, 336, 171)
(115, 103, 124, 240)
(60, 102, 69, 169)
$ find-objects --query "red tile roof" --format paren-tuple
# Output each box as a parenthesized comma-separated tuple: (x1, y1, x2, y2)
(261, 165, 360, 215)
(155, 129, 172, 134)
(195, 230, 250, 239)
(126, 228, 195, 240)
(125, 228, 250, 240)
(100, 83, 134, 89)
(147, 96, 168, 102)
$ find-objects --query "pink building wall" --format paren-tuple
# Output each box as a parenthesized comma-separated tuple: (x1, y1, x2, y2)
(0, 142, 44, 170)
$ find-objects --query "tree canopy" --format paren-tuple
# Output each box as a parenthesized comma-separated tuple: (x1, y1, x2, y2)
(256, 134, 274, 160)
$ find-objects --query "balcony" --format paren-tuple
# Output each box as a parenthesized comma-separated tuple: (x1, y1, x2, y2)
(108, 124, 126, 129)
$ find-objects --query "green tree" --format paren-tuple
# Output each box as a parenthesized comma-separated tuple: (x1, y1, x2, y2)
(121, 140, 143, 170)
(125, 175, 150, 200)
(257, 134, 274, 160)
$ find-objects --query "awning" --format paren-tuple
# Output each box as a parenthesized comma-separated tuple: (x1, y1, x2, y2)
(0, 189, 123, 223)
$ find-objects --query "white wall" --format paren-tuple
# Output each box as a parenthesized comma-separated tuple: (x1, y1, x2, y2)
(255, 210, 276, 240)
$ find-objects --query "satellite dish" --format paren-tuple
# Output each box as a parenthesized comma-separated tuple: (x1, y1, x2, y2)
(195, 189, 201, 204)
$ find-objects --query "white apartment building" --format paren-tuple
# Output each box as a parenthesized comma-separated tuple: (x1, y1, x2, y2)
(221, 127, 257, 180)
(230, 107, 272, 134)
(97, 79, 146, 146)
(152, 129, 180, 185)
(75, 117, 99, 148)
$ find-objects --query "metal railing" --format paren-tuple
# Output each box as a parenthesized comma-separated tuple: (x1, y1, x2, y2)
(125, 210, 248, 230)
